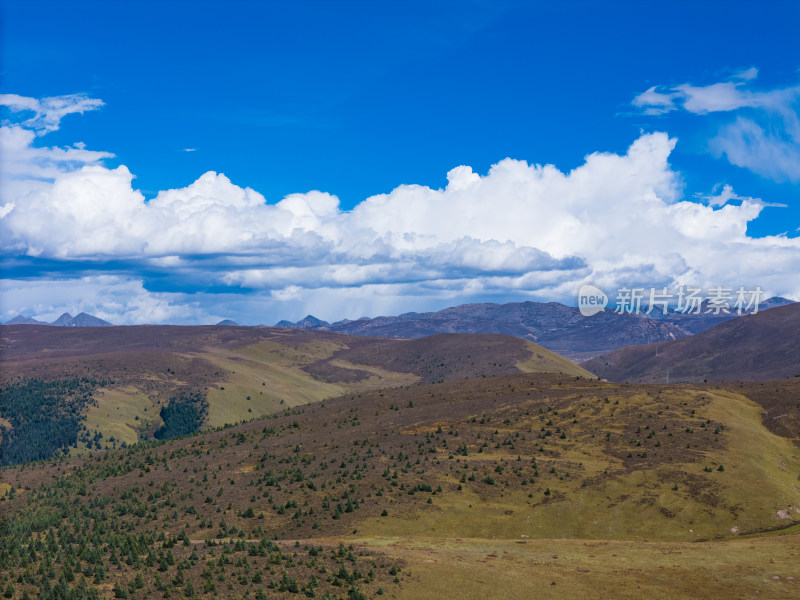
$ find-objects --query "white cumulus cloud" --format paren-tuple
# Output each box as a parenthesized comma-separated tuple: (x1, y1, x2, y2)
(0, 94, 114, 210)
(1, 92, 799, 323)
(0, 93, 105, 135)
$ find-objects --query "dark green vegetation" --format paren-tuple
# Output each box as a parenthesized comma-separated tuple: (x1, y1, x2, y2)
(0, 378, 103, 466)
(154, 392, 208, 441)
(0, 506, 393, 600)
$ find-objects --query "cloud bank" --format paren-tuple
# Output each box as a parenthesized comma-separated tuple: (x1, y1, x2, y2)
(1, 93, 799, 324)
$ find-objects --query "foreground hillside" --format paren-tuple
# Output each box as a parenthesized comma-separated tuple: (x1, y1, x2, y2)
(0, 325, 591, 464)
(1, 373, 799, 598)
(585, 302, 800, 383)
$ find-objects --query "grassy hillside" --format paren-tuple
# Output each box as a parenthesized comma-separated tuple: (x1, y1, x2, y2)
(351, 534, 800, 599)
(1, 373, 798, 598)
(0, 326, 591, 462)
(517, 340, 595, 377)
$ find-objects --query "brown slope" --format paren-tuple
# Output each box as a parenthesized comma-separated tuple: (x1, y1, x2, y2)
(584, 302, 800, 383)
(0, 325, 590, 384)
(0, 324, 593, 465)
(303, 332, 593, 383)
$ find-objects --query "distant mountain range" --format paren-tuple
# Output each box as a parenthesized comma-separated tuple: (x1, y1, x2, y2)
(4, 297, 794, 360)
(3, 312, 112, 327)
(584, 301, 800, 382)
(274, 298, 794, 358)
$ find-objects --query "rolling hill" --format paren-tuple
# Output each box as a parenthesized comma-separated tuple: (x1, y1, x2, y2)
(0, 324, 592, 463)
(584, 302, 800, 383)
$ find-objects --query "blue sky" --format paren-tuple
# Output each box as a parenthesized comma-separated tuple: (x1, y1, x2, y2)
(1, 0, 799, 324)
